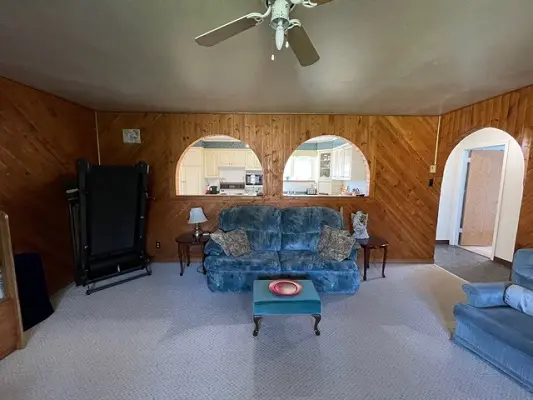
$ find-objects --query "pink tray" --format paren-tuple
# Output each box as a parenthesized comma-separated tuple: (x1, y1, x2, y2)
(268, 280, 302, 296)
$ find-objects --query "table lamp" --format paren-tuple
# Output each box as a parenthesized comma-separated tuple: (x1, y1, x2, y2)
(188, 207, 208, 240)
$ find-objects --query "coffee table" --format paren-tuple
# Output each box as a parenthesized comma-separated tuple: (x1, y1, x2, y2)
(252, 280, 322, 336)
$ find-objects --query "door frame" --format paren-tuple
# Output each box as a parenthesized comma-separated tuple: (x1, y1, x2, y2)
(452, 140, 509, 260)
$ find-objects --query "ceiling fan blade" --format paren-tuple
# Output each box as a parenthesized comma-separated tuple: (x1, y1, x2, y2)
(288, 25, 320, 67)
(195, 15, 260, 47)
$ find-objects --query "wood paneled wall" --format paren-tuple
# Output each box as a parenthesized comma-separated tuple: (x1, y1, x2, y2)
(0, 77, 97, 293)
(0, 211, 24, 359)
(3, 73, 533, 293)
(438, 86, 533, 251)
(97, 113, 439, 262)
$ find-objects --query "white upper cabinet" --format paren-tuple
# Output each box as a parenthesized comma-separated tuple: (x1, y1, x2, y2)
(217, 150, 232, 167)
(204, 150, 218, 178)
(202, 149, 262, 178)
(182, 148, 203, 167)
(217, 150, 246, 167)
(246, 151, 261, 170)
(331, 145, 355, 180)
(232, 150, 246, 167)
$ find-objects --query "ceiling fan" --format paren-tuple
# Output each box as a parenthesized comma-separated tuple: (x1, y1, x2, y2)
(195, 0, 335, 67)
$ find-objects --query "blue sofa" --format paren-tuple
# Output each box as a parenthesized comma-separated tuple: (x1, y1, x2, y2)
(204, 206, 360, 294)
(452, 249, 533, 392)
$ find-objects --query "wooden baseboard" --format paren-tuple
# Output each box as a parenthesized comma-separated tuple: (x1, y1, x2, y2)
(494, 256, 512, 268)
(435, 240, 449, 245)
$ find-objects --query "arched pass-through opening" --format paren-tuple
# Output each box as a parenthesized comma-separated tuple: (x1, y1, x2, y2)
(175, 135, 263, 196)
(435, 128, 524, 269)
(283, 135, 370, 197)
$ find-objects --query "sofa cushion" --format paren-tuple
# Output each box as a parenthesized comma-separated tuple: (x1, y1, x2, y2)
(209, 230, 231, 255)
(281, 207, 343, 251)
(512, 249, 533, 291)
(224, 229, 252, 257)
(219, 206, 281, 251)
(204, 251, 281, 272)
(279, 250, 358, 272)
(505, 284, 533, 317)
(454, 303, 533, 356)
(318, 226, 356, 261)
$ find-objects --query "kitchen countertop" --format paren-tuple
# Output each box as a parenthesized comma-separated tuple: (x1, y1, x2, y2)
(204, 192, 262, 196)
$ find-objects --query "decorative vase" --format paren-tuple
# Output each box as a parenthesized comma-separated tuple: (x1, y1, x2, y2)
(352, 211, 369, 239)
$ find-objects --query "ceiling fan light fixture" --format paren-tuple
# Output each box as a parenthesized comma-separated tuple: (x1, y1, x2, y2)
(275, 21, 285, 50)
(195, 0, 334, 67)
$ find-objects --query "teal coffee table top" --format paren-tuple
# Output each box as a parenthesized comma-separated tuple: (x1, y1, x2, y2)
(253, 280, 321, 316)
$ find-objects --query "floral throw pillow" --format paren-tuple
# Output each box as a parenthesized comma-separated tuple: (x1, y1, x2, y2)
(225, 229, 252, 257)
(210, 229, 252, 257)
(210, 229, 231, 255)
(319, 226, 356, 261)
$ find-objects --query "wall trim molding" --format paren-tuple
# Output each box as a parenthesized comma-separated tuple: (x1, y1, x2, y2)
(435, 240, 449, 245)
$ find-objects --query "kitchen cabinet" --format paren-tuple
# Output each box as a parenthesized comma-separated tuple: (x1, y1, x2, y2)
(204, 150, 218, 178)
(217, 151, 232, 167)
(182, 148, 203, 167)
(217, 150, 246, 167)
(179, 166, 203, 195)
(317, 180, 343, 195)
(318, 152, 331, 179)
(331, 145, 354, 180)
(343, 146, 353, 179)
(232, 151, 247, 167)
(203, 149, 261, 178)
(246, 151, 261, 170)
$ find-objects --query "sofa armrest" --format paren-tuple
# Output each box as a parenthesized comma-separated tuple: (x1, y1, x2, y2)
(512, 248, 533, 289)
(204, 239, 224, 256)
(347, 241, 361, 261)
(462, 282, 512, 308)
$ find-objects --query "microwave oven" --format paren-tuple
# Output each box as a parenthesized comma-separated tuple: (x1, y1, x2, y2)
(245, 173, 263, 186)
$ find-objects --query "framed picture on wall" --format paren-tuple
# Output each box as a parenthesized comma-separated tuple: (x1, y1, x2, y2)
(122, 129, 141, 144)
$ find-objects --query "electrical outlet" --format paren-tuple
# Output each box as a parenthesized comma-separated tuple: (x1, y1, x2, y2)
(156, 241, 161, 249)
(429, 165, 437, 174)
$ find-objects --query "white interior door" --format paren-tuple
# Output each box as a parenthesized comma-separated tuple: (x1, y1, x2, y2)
(460, 149, 505, 246)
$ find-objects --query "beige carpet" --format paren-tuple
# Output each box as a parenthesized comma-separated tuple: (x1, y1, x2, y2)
(407, 264, 467, 332)
(2, 263, 529, 400)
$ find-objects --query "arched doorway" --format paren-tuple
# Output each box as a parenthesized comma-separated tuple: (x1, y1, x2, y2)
(282, 136, 370, 197)
(435, 128, 524, 281)
(175, 135, 263, 196)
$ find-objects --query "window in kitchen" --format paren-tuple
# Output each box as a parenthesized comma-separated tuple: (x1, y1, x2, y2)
(176, 135, 263, 196)
(283, 136, 370, 196)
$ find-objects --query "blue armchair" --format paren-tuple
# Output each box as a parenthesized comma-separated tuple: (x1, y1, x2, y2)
(452, 249, 533, 392)
(204, 206, 361, 294)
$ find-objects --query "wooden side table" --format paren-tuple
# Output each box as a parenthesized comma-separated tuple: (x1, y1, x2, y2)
(357, 237, 389, 281)
(175, 233, 210, 276)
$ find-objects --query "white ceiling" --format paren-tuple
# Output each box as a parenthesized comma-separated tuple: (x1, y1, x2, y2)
(1, 0, 533, 115)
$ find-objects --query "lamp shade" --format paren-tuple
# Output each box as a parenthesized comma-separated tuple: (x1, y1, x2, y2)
(188, 207, 208, 224)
